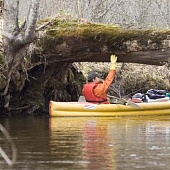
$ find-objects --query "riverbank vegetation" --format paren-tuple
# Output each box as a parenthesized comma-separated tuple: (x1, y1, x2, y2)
(81, 62, 170, 98)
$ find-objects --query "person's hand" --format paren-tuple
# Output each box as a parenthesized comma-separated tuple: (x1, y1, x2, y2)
(110, 55, 117, 70)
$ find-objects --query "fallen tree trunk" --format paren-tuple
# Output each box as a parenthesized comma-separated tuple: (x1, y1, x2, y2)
(35, 16, 170, 66)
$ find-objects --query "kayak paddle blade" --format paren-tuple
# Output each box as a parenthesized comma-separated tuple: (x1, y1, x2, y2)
(119, 98, 142, 109)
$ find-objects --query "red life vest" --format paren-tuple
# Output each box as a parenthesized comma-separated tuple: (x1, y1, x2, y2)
(83, 82, 109, 104)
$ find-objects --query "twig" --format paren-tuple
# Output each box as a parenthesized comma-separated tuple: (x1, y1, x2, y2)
(0, 147, 12, 166)
(0, 123, 17, 166)
(36, 19, 56, 31)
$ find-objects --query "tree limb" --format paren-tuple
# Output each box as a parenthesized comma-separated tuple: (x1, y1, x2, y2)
(3, 0, 19, 37)
(24, 0, 39, 42)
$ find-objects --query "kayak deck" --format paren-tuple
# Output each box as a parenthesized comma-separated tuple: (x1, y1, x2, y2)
(49, 100, 170, 117)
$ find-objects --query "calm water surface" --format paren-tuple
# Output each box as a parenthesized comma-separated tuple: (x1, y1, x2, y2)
(0, 115, 170, 170)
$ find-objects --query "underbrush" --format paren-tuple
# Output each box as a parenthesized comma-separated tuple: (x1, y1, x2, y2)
(79, 62, 170, 98)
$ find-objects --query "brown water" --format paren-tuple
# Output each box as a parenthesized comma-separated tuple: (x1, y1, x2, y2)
(0, 115, 170, 170)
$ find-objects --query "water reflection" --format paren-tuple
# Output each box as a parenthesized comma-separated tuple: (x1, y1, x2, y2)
(0, 115, 169, 169)
(50, 118, 117, 169)
(83, 119, 116, 170)
(49, 116, 170, 170)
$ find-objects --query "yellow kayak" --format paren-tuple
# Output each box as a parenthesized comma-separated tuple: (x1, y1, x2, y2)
(49, 100, 170, 117)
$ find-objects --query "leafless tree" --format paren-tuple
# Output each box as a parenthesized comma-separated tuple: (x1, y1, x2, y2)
(2, 0, 39, 105)
(18, 0, 170, 28)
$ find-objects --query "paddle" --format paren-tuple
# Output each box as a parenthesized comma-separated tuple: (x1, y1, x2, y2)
(78, 95, 142, 109)
(107, 94, 142, 108)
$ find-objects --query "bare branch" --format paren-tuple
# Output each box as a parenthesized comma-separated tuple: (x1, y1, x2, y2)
(0, 123, 17, 167)
(3, 0, 19, 36)
(25, 0, 39, 42)
(2, 32, 15, 41)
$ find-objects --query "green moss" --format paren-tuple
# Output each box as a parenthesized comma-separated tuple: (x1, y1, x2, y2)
(18, 18, 25, 27)
(44, 17, 170, 46)
(37, 18, 53, 24)
(46, 18, 114, 37)
(53, 19, 79, 28)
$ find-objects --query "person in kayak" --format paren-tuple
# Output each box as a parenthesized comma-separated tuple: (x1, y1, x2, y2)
(82, 54, 117, 104)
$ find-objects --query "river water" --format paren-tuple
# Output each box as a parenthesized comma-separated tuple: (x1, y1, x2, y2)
(0, 115, 170, 170)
